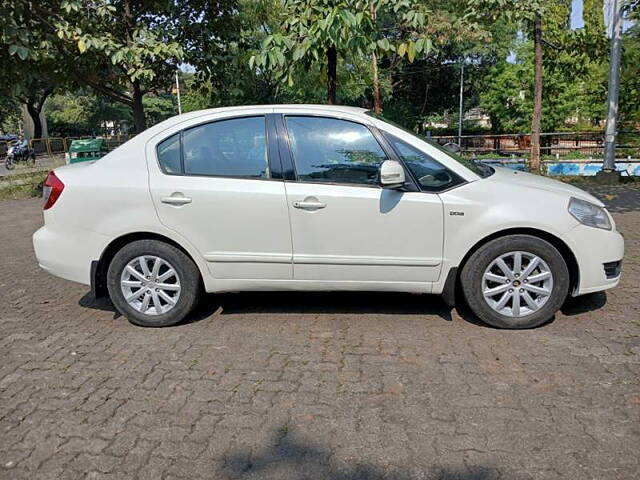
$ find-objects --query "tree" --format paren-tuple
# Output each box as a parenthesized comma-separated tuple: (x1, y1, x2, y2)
(46, 90, 134, 136)
(0, 66, 57, 139)
(469, 0, 547, 169)
(251, 0, 432, 105)
(367, 0, 434, 113)
(1, 0, 183, 132)
(480, 43, 588, 134)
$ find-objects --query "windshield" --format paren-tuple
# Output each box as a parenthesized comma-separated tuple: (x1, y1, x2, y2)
(365, 111, 493, 178)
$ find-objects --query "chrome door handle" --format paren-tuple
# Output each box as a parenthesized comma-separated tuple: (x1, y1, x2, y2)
(293, 200, 326, 210)
(161, 196, 192, 205)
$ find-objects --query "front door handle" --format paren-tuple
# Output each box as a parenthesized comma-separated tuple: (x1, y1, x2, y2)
(161, 195, 192, 206)
(293, 200, 326, 210)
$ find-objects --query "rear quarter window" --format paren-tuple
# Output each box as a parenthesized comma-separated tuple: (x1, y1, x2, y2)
(157, 133, 181, 174)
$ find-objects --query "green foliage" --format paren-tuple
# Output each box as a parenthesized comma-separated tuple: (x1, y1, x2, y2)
(479, 40, 607, 133)
(250, 0, 433, 90)
(2, 0, 182, 83)
(620, 24, 640, 125)
(46, 91, 134, 136)
(143, 95, 177, 126)
(47, 93, 98, 133)
(0, 95, 21, 134)
(2, 0, 639, 138)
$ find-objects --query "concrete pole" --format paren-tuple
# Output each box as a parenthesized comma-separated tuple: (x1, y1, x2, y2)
(458, 60, 464, 147)
(175, 70, 183, 116)
(603, 0, 623, 171)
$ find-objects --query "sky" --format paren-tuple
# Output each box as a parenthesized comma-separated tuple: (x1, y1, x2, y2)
(570, 0, 585, 29)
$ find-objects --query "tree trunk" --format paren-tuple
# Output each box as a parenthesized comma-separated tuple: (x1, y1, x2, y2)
(371, 52, 381, 113)
(370, 3, 381, 113)
(132, 80, 146, 133)
(24, 87, 53, 139)
(530, 13, 543, 173)
(26, 102, 43, 139)
(327, 46, 337, 105)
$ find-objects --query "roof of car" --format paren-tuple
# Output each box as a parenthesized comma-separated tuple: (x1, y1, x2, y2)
(136, 104, 373, 146)
(176, 104, 369, 119)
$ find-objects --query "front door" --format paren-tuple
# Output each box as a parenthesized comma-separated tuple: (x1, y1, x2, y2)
(148, 115, 292, 280)
(280, 115, 444, 284)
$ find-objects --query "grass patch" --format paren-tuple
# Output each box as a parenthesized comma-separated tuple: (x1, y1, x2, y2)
(0, 171, 47, 201)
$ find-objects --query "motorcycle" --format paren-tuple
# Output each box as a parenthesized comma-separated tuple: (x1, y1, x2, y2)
(5, 143, 36, 170)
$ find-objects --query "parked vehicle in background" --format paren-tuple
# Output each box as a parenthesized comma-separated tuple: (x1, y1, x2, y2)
(0, 134, 18, 142)
(5, 140, 36, 170)
(65, 138, 109, 164)
(33, 105, 624, 329)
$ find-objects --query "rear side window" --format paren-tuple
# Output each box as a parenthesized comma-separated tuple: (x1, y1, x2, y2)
(285, 116, 387, 186)
(387, 135, 464, 192)
(157, 133, 181, 174)
(156, 116, 269, 178)
(184, 117, 268, 178)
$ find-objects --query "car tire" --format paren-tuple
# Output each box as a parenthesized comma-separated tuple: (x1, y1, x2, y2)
(107, 239, 202, 327)
(460, 234, 570, 329)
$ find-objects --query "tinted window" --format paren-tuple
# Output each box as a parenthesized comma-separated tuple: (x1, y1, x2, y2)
(365, 110, 493, 178)
(285, 116, 387, 185)
(388, 135, 464, 191)
(157, 133, 181, 174)
(182, 116, 268, 178)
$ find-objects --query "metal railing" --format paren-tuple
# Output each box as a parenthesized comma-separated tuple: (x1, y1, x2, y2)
(0, 134, 136, 158)
(431, 131, 640, 158)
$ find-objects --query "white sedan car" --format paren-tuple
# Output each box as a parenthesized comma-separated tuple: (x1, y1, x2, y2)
(33, 105, 623, 329)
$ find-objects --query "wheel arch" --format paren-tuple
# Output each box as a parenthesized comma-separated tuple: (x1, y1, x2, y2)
(454, 227, 580, 299)
(92, 231, 203, 298)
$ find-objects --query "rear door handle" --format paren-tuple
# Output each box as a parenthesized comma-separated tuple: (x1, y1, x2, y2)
(293, 200, 326, 210)
(161, 195, 192, 205)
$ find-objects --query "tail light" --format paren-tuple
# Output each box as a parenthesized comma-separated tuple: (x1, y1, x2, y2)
(43, 171, 64, 210)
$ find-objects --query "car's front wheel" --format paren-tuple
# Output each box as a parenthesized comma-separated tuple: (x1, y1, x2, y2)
(460, 235, 570, 329)
(107, 239, 202, 327)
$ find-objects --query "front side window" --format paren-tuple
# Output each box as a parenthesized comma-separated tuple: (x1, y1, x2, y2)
(387, 135, 464, 191)
(285, 116, 387, 186)
(157, 116, 269, 178)
(365, 110, 493, 178)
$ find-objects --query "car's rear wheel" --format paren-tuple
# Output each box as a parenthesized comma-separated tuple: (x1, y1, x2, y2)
(460, 235, 570, 329)
(107, 239, 202, 327)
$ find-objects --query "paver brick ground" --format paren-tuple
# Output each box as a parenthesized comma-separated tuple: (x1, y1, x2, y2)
(1, 186, 639, 479)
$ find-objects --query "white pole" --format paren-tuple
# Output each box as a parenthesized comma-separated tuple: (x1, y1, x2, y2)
(175, 70, 182, 115)
(458, 60, 464, 147)
(603, 0, 623, 171)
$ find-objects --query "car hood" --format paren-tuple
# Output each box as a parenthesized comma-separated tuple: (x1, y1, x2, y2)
(485, 166, 604, 206)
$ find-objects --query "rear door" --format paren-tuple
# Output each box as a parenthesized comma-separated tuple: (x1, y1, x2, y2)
(277, 113, 444, 285)
(148, 113, 293, 280)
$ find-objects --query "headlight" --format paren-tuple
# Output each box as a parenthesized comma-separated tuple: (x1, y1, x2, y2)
(568, 197, 611, 230)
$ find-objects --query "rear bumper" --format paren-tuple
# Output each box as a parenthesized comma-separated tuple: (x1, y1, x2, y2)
(33, 225, 107, 286)
(565, 224, 624, 296)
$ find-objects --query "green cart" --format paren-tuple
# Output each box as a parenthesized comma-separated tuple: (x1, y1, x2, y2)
(65, 138, 109, 164)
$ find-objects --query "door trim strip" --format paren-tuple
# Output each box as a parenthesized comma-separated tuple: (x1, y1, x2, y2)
(204, 252, 292, 263)
(294, 254, 440, 267)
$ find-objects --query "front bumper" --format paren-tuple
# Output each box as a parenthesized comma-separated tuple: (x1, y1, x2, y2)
(565, 223, 624, 296)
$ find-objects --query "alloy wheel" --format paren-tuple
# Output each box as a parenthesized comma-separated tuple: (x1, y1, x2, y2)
(120, 255, 181, 316)
(482, 251, 553, 318)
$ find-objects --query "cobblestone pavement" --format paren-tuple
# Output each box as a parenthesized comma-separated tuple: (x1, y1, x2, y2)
(1, 186, 639, 480)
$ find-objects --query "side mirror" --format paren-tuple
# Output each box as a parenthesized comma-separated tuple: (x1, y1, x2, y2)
(379, 160, 406, 189)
